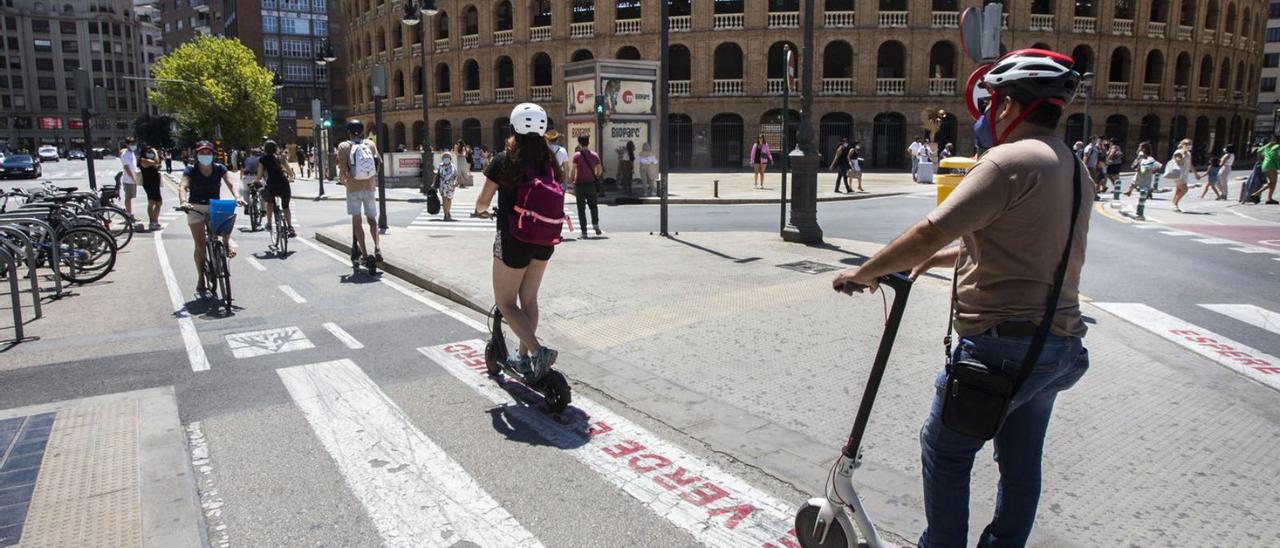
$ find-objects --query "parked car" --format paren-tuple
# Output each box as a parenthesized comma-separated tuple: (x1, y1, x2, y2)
(37, 145, 59, 162)
(67, 149, 86, 160)
(0, 154, 41, 179)
(91, 147, 110, 159)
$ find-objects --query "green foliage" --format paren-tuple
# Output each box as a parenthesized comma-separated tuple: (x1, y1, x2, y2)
(132, 114, 176, 150)
(148, 35, 277, 148)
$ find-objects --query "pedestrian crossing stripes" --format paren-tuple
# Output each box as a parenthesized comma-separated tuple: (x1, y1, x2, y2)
(408, 208, 579, 233)
(1128, 224, 1280, 257)
(1094, 303, 1280, 392)
(1199, 304, 1280, 336)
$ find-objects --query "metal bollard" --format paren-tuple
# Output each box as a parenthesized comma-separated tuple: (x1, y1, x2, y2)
(714, 179, 719, 198)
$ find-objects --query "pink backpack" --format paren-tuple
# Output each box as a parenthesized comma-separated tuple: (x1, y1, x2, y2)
(510, 162, 570, 246)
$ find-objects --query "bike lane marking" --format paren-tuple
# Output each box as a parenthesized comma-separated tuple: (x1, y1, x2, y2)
(278, 285, 307, 304)
(1094, 303, 1280, 392)
(420, 341, 801, 548)
(1200, 304, 1280, 337)
(277, 359, 543, 548)
(322, 322, 364, 349)
(153, 228, 211, 372)
(244, 257, 267, 271)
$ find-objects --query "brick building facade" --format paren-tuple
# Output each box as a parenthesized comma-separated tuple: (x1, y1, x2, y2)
(341, 0, 1267, 169)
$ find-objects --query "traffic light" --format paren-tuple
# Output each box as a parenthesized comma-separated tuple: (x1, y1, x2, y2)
(322, 117, 332, 129)
(594, 94, 605, 125)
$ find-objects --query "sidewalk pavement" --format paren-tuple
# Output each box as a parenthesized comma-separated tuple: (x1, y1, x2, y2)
(314, 226, 1280, 546)
(287, 168, 922, 205)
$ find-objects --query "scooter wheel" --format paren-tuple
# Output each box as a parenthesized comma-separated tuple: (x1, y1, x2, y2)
(541, 370, 571, 413)
(483, 341, 503, 377)
(794, 503, 851, 548)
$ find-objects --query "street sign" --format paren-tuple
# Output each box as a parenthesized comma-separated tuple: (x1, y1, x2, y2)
(370, 65, 386, 98)
(981, 3, 1003, 62)
(311, 98, 322, 123)
(73, 69, 92, 109)
(91, 87, 107, 116)
(964, 64, 992, 120)
(959, 8, 983, 64)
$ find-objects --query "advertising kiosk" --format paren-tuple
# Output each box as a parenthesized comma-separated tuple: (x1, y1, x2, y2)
(563, 59, 661, 186)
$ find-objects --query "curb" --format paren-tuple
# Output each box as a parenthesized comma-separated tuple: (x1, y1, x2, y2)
(295, 190, 910, 206)
(313, 231, 489, 316)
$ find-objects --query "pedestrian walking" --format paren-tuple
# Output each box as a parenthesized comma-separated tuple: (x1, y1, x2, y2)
(848, 144, 865, 193)
(1200, 156, 1224, 200)
(434, 152, 458, 221)
(138, 141, 163, 231)
(568, 135, 603, 237)
(1251, 136, 1280, 204)
(830, 137, 853, 193)
(1164, 149, 1188, 212)
(909, 138, 925, 181)
(165, 149, 173, 173)
(118, 137, 140, 224)
(1104, 140, 1123, 196)
(545, 130, 570, 180)
(637, 142, 659, 196)
(296, 145, 308, 179)
(453, 141, 474, 189)
(1128, 141, 1161, 220)
(1217, 145, 1235, 199)
(1082, 135, 1101, 190)
(833, 48, 1090, 548)
(1172, 138, 1196, 212)
(914, 138, 933, 182)
(617, 140, 636, 195)
(751, 134, 773, 190)
(939, 142, 955, 160)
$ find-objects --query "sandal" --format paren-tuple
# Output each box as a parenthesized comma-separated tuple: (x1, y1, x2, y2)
(226, 249, 237, 258)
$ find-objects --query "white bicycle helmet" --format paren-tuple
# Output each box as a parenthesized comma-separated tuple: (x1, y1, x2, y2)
(510, 103, 548, 136)
(981, 48, 1080, 105)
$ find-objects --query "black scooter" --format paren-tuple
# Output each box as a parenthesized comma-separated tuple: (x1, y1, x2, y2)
(350, 238, 379, 277)
(484, 306, 572, 413)
(795, 273, 913, 548)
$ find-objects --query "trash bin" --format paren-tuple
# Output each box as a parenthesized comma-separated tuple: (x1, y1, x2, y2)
(935, 157, 977, 205)
(208, 199, 238, 236)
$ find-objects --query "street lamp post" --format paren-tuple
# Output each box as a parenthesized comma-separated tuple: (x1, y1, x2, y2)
(658, 0, 669, 235)
(781, 0, 822, 244)
(402, 0, 438, 195)
(315, 40, 338, 198)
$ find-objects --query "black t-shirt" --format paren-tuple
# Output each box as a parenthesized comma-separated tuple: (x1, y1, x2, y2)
(184, 164, 227, 204)
(833, 144, 850, 168)
(140, 148, 162, 184)
(261, 154, 288, 187)
(484, 151, 556, 233)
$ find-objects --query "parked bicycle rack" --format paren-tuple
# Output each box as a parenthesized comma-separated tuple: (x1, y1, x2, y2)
(0, 225, 42, 319)
(0, 246, 21, 341)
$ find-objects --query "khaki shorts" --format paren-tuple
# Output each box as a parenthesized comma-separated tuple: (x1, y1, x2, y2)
(185, 203, 210, 225)
(346, 189, 377, 218)
(122, 183, 137, 199)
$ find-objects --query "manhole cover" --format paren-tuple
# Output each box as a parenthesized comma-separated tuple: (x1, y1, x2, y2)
(776, 260, 841, 274)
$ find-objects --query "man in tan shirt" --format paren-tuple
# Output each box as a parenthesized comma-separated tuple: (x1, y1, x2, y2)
(831, 49, 1090, 547)
(335, 120, 382, 265)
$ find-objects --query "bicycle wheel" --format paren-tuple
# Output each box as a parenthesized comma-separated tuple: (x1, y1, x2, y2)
(91, 206, 133, 250)
(275, 215, 288, 257)
(57, 226, 117, 283)
(248, 193, 262, 231)
(213, 242, 232, 314)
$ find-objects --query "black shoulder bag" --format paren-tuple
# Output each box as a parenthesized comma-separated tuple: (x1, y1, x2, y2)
(939, 158, 1083, 440)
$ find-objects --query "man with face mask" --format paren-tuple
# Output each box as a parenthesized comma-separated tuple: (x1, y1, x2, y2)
(119, 137, 140, 225)
(832, 49, 1092, 548)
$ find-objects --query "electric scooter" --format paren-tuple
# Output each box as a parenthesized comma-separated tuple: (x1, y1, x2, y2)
(484, 306, 572, 413)
(795, 272, 913, 548)
(350, 238, 379, 277)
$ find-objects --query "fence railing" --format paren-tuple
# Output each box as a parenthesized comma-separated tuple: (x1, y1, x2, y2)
(878, 11, 907, 28)
(670, 15, 691, 32)
(530, 26, 551, 42)
(669, 80, 690, 96)
(436, 92, 451, 107)
(1148, 21, 1165, 38)
(570, 21, 593, 38)
(931, 11, 958, 28)
(434, 38, 449, 52)
(1030, 13, 1054, 31)
(1196, 87, 1209, 102)
(1142, 83, 1161, 100)
(766, 78, 785, 95)
(1113, 18, 1133, 36)
(461, 34, 478, 49)
(616, 18, 641, 35)
(463, 89, 480, 104)
(769, 11, 799, 28)
(1202, 29, 1216, 44)
(712, 79, 743, 95)
(825, 10, 855, 28)
(1106, 81, 1128, 99)
(1073, 16, 1096, 33)
(493, 29, 512, 46)
(1177, 25, 1193, 40)
(1223, 33, 1233, 47)
(876, 78, 905, 95)
(929, 78, 957, 96)
(714, 13, 743, 30)
(495, 87, 514, 103)
(531, 85, 551, 102)
(821, 78, 852, 95)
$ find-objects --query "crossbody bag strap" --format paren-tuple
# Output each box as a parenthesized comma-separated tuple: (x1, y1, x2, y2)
(1013, 155, 1083, 390)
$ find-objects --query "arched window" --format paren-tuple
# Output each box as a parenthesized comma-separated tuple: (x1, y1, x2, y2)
(668, 113, 694, 167)
(1179, 0, 1196, 27)
(876, 41, 905, 79)
(1031, 0, 1052, 15)
(1144, 50, 1164, 84)
(463, 5, 479, 35)
(1235, 60, 1246, 93)
(436, 63, 451, 93)
(669, 45, 692, 81)
(761, 109, 799, 151)
(1072, 45, 1094, 75)
(820, 112, 854, 158)
(880, 0, 907, 12)
(412, 121, 424, 149)
(495, 1, 512, 31)
(394, 69, 405, 97)
(493, 117, 512, 149)
(1225, 2, 1237, 35)
(1064, 113, 1089, 144)
(393, 25, 403, 49)
(531, 53, 553, 86)
(1109, 47, 1131, 83)
(412, 66, 423, 95)
(771, 0, 800, 12)
(1204, 1, 1219, 30)
(1174, 52, 1191, 86)
(436, 11, 450, 39)
(932, 0, 958, 11)
(572, 0, 594, 23)
(532, 0, 551, 27)
(1192, 116, 1210, 163)
(717, 0, 743, 13)
(1218, 60, 1231, 91)
(1150, 0, 1167, 23)
(494, 56, 514, 89)
(709, 113, 744, 167)
(464, 59, 480, 90)
(1198, 55, 1213, 88)
(713, 43, 744, 79)
(461, 118, 482, 147)
(375, 28, 386, 53)
(434, 120, 452, 150)
(767, 41, 798, 79)
(871, 112, 906, 168)
(571, 49, 594, 62)
(1242, 7, 1251, 40)
(1139, 115, 1161, 152)
(1075, 0, 1094, 17)
(616, 46, 641, 60)
(929, 41, 956, 79)
(1104, 115, 1128, 151)
(670, 0, 691, 16)
(617, 0, 640, 20)
(393, 122, 405, 150)
(822, 41, 853, 79)
(1115, 0, 1133, 20)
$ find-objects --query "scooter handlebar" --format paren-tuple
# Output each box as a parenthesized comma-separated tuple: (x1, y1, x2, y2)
(839, 272, 913, 294)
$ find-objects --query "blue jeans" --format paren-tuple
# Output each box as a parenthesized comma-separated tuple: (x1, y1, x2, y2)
(918, 331, 1089, 548)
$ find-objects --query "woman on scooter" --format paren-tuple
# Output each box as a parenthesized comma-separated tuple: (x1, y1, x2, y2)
(473, 103, 561, 375)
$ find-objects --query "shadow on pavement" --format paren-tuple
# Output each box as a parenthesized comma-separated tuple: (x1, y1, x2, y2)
(664, 236, 760, 264)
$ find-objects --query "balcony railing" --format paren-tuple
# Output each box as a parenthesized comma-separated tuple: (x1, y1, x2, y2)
(1196, 87, 1209, 102)
(530, 26, 551, 42)
(714, 13, 743, 30)
(1218, 87, 1229, 102)
(876, 78, 905, 95)
(532, 85, 552, 102)
(493, 29, 512, 45)
(411, 43, 422, 56)
(413, 94, 423, 108)
(1113, 18, 1133, 36)
(825, 11, 855, 28)
(932, 11, 958, 28)
(1202, 29, 1216, 44)
(712, 79, 743, 95)
(1002, 13, 1009, 29)
(1073, 16, 1096, 33)
(463, 89, 480, 104)
(766, 78, 785, 95)
(570, 22, 593, 38)
(616, 18, 641, 35)
(670, 15, 691, 32)
(879, 11, 907, 28)
(1106, 81, 1128, 99)
(495, 87, 514, 103)
(436, 92, 451, 107)
(821, 78, 852, 95)
(462, 34, 479, 49)
(1177, 25, 1192, 40)
(1030, 13, 1054, 31)
(669, 80, 690, 96)
(1148, 21, 1166, 38)
(393, 47, 405, 60)
(769, 11, 799, 28)
(1223, 33, 1233, 47)
(929, 78, 957, 95)
(1235, 90, 1244, 100)
(1141, 83, 1161, 100)
(434, 38, 449, 52)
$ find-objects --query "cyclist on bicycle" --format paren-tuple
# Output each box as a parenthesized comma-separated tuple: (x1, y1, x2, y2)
(252, 140, 296, 238)
(335, 120, 382, 265)
(180, 141, 244, 294)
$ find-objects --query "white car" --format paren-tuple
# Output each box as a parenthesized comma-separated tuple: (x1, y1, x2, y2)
(37, 145, 59, 162)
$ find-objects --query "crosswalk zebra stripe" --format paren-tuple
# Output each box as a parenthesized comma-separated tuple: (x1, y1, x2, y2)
(278, 359, 544, 548)
(1229, 246, 1280, 254)
(1158, 230, 1197, 236)
(406, 226, 498, 232)
(420, 341, 801, 548)
(1130, 224, 1165, 229)
(1200, 304, 1280, 337)
(1192, 238, 1237, 245)
(1094, 303, 1280, 392)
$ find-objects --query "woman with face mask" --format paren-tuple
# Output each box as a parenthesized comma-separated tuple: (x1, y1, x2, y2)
(180, 141, 244, 295)
(435, 152, 458, 221)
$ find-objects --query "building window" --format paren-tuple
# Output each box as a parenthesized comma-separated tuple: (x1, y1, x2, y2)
(65, 59, 78, 69)
(282, 38, 311, 58)
(1263, 77, 1277, 93)
(1268, 27, 1280, 43)
(177, 20, 184, 29)
(1270, 2, 1280, 18)
(264, 38, 279, 56)
(4, 16, 15, 30)
(311, 0, 324, 12)
(37, 76, 55, 90)
(262, 16, 277, 32)
(10, 75, 22, 88)
(33, 39, 52, 52)
(59, 21, 76, 33)
(7, 55, 19, 69)
(14, 96, 25, 108)
(316, 64, 326, 79)
(39, 96, 57, 109)
(62, 40, 78, 52)
(1267, 54, 1280, 69)
(283, 62, 311, 81)
(313, 19, 327, 35)
(280, 17, 309, 34)
(262, 0, 275, 8)
(31, 19, 49, 33)
(35, 58, 53, 71)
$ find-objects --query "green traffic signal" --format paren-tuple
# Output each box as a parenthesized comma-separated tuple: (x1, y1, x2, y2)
(322, 118, 332, 129)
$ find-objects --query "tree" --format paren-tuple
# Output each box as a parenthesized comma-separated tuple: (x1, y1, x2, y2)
(132, 114, 176, 150)
(148, 36, 277, 148)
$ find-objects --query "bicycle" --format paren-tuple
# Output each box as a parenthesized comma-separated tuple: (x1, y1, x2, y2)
(175, 205, 234, 315)
(265, 193, 291, 258)
(246, 183, 265, 232)
(1, 190, 118, 284)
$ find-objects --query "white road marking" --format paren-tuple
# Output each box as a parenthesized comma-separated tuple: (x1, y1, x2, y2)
(322, 322, 364, 349)
(224, 326, 314, 358)
(1192, 238, 1237, 245)
(277, 359, 543, 548)
(406, 226, 497, 232)
(1129, 223, 1165, 229)
(153, 229, 211, 372)
(278, 284, 307, 303)
(420, 341, 801, 548)
(245, 257, 267, 271)
(1158, 230, 1197, 236)
(1094, 303, 1280, 392)
(186, 421, 231, 548)
(1229, 246, 1280, 254)
(1201, 304, 1280, 336)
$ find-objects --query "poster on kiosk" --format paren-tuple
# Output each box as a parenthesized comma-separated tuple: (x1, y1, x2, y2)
(562, 60, 660, 192)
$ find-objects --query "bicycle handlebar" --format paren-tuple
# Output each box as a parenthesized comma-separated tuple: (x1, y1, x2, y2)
(838, 272, 913, 295)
